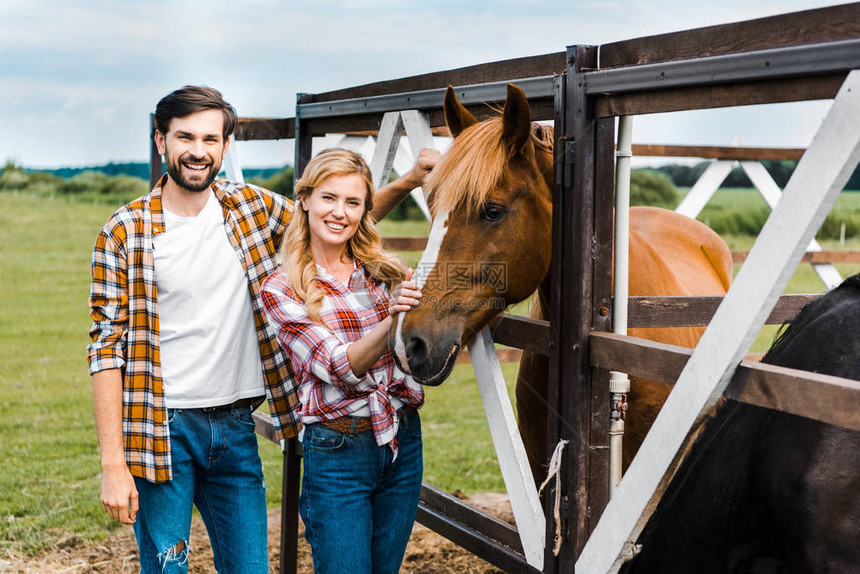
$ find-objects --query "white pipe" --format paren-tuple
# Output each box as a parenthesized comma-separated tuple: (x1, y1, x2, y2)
(223, 136, 245, 183)
(614, 117, 632, 336)
(609, 116, 633, 497)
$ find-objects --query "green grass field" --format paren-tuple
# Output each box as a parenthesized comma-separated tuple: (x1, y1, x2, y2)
(0, 190, 857, 556)
(0, 194, 504, 556)
(691, 188, 860, 352)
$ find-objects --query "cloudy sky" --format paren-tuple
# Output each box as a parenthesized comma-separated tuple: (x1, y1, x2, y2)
(0, 0, 842, 169)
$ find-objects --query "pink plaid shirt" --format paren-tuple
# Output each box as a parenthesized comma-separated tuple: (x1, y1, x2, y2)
(261, 261, 423, 451)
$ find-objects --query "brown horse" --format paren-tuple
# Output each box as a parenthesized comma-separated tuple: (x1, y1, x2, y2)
(389, 83, 733, 484)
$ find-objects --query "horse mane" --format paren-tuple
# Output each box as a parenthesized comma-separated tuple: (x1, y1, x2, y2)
(425, 119, 554, 218)
(763, 273, 860, 365)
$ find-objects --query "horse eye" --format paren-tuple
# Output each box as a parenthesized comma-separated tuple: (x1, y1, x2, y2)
(480, 203, 507, 222)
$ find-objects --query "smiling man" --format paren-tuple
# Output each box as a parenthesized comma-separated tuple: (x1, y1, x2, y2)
(87, 85, 438, 572)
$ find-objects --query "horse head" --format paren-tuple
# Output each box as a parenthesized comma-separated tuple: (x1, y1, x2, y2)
(389, 83, 554, 385)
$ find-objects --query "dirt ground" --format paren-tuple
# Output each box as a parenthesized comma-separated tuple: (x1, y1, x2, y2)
(0, 494, 511, 573)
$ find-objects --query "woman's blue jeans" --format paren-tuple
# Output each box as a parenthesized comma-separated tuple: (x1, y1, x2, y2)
(300, 408, 423, 574)
(132, 406, 268, 573)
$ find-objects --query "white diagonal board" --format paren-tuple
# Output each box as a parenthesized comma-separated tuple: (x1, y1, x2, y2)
(469, 328, 545, 568)
(370, 112, 404, 191)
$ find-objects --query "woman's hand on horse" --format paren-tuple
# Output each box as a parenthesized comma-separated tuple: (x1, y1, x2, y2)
(390, 268, 422, 314)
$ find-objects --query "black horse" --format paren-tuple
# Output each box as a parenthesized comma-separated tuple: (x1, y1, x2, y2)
(622, 273, 860, 573)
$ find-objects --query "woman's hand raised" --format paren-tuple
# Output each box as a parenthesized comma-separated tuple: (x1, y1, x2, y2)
(389, 268, 422, 314)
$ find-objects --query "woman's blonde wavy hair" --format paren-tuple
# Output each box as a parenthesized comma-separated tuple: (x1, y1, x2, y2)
(280, 148, 406, 323)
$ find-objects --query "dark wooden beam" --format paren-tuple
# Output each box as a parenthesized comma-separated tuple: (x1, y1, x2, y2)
(417, 484, 541, 573)
(252, 411, 279, 443)
(595, 74, 846, 118)
(383, 238, 860, 268)
(600, 3, 860, 69)
(419, 483, 524, 554)
(280, 439, 301, 574)
(733, 250, 860, 264)
(450, 293, 825, 361)
(632, 144, 805, 161)
(489, 315, 552, 355)
(234, 117, 294, 140)
(585, 111, 617, 543)
(454, 348, 522, 364)
(381, 237, 428, 251)
(311, 53, 566, 103)
(300, 99, 556, 135)
(547, 45, 605, 570)
(627, 294, 819, 329)
(588, 331, 860, 432)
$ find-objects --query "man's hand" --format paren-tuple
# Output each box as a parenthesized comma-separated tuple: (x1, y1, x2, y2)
(101, 464, 139, 524)
(403, 148, 441, 190)
(92, 368, 137, 524)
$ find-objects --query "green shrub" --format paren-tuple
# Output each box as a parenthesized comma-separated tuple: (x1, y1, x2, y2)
(817, 211, 860, 240)
(60, 171, 110, 194)
(0, 163, 65, 194)
(384, 199, 428, 221)
(26, 170, 63, 187)
(100, 174, 148, 196)
(700, 205, 770, 236)
(0, 168, 29, 191)
(630, 169, 679, 208)
(248, 166, 294, 197)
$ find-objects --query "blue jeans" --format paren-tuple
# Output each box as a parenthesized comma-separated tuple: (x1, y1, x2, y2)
(132, 406, 268, 573)
(300, 408, 423, 574)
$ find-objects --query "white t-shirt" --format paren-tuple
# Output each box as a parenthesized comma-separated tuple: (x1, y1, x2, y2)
(153, 191, 265, 408)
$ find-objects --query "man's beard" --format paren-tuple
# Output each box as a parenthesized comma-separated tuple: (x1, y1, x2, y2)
(164, 151, 221, 193)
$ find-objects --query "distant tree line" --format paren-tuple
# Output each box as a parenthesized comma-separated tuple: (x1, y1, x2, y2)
(20, 161, 291, 186)
(3, 159, 856, 238)
(1, 161, 423, 219)
(653, 160, 860, 190)
(628, 167, 858, 239)
(1, 160, 148, 197)
(47, 162, 153, 180)
(12, 158, 860, 193)
(0, 161, 294, 199)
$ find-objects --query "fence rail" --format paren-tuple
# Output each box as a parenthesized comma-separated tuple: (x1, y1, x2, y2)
(383, 236, 860, 264)
(589, 332, 860, 432)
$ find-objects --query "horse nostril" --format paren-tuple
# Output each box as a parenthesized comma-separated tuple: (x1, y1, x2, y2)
(405, 336, 428, 365)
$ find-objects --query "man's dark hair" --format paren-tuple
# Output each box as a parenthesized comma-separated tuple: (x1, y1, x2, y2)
(154, 85, 238, 139)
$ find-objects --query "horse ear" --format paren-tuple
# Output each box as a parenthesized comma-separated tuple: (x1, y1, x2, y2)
(444, 85, 478, 138)
(502, 83, 531, 151)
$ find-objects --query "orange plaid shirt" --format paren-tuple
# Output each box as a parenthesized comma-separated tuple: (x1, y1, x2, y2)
(88, 176, 300, 483)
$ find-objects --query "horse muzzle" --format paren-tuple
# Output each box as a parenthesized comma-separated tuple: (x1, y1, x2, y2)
(390, 312, 462, 386)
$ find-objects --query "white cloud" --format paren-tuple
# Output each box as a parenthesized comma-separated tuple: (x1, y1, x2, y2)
(0, 0, 843, 167)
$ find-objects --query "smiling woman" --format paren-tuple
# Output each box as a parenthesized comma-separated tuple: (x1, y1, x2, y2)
(303, 173, 370, 276)
(261, 148, 429, 574)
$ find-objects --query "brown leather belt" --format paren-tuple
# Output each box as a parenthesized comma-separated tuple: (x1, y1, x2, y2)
(319, 406, 416, 435)
(201, 396, 261, 412)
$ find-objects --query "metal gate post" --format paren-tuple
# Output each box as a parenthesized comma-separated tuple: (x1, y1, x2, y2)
(546, 44, 613, 573)
(278, 92, 316, 574)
